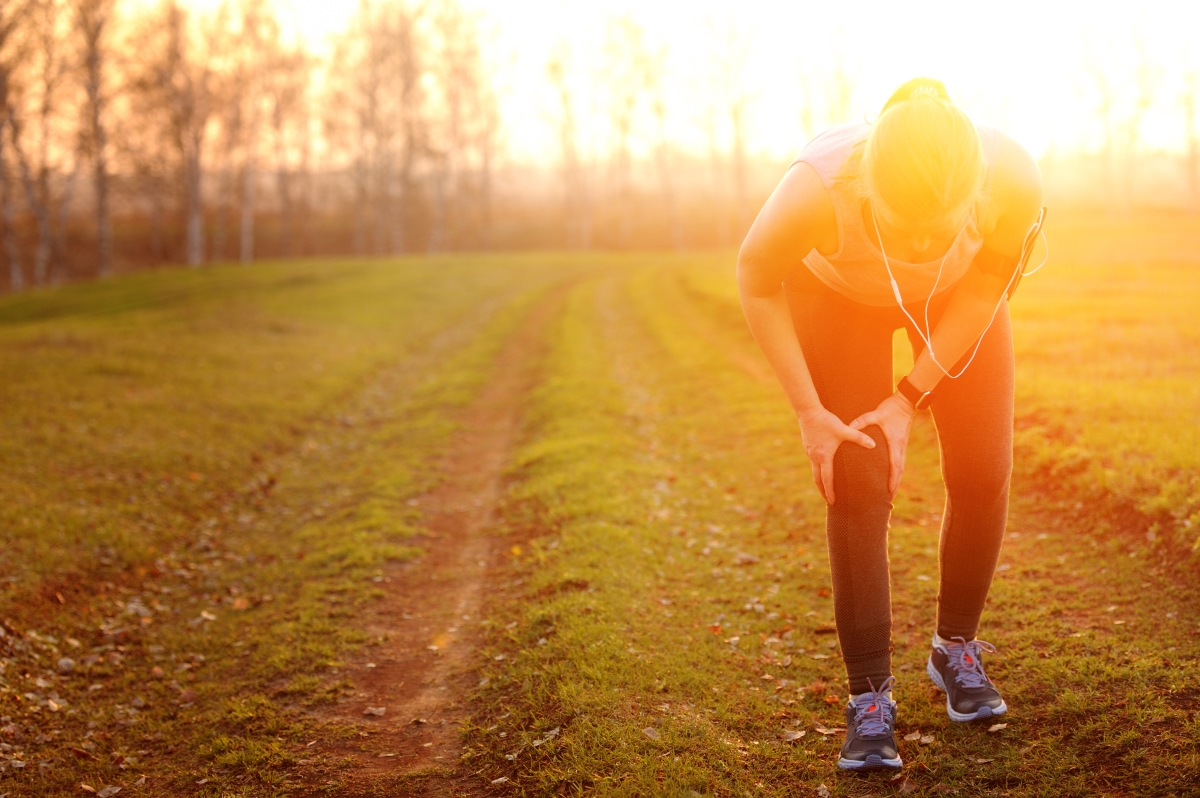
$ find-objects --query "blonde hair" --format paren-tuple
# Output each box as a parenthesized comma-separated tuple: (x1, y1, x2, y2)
(836, 79, 986, 233)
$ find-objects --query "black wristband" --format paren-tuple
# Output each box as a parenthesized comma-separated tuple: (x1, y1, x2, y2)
(896, 375, 934, 410)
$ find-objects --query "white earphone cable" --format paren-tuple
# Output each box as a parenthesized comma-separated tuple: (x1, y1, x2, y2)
(873, 210, 1046, 381)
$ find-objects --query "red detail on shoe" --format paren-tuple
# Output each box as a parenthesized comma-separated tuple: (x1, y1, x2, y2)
(868, 704, 877, 712)
(965, 655, 973, 663)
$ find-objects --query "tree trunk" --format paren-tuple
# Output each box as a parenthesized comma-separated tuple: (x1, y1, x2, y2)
(730, 100, 749, 241)
(0, 119, 22, 292)
(52, 154, 83, 282)
(82, 4, 112, 277)
(185, 141, 204, 266)
(427, 152, 446, 254)
(148, 176, 164, 264)
(240, 151, 254, 263)
(8, 127, 51, 286)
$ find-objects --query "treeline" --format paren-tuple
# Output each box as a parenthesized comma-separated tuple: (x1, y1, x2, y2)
(4, 2, 1200, 294)
(0, 0, 503, 292)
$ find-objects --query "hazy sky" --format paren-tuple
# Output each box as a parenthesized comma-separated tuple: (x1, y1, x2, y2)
(193, 0, 1200, 163)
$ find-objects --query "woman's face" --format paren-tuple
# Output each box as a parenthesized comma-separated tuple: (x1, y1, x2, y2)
(872, 199, 965, 259)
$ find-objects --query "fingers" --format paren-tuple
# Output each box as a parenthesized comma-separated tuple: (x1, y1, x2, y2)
(820, 459, 836, 505)
(889, 453, 903, 496)
(810, 461, 827, 504)
(846, 415, 879, 449)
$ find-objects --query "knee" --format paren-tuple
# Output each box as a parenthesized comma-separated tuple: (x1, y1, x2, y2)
(833, 428, 891, 509)
(947, 452, 1012, 508)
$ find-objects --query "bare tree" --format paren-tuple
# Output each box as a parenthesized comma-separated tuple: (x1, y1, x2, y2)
(547, 45, 588, 249)
(708, 22, 753, 241)
(0, 0, 28, 290)
(76, 0, 114, 277)
(8, 0, 82, 285)
(267, 45, 312, 257)
(127, 0, 217, 266)
(426, 0, 497, 252)
(327, 0, 427, 256)
(603, 17, 651, 248)
(645, 44, 681, 251)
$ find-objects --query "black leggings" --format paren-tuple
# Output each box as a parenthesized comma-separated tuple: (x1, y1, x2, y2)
(785, 268, 1013, 695)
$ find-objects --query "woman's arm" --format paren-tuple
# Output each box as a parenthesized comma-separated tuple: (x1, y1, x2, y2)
(906, 133, 1044, 394)
(849, 134, 1044, 495)
(738, 163, 876, 505)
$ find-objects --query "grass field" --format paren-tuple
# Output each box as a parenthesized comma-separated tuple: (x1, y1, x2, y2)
(1, 219, 1199, 797)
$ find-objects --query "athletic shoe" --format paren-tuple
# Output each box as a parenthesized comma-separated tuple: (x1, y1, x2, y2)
(926, 635, 1008, 722)
(837, 676, 902, 771)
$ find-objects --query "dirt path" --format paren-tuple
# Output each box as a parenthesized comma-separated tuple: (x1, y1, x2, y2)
(308, 286, 567, 797)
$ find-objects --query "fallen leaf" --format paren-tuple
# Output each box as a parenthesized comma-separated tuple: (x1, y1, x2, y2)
(364, 707, 386, 717)
(822, 694, 841, 705)
(987, 723, 1007, 733)
(781, 729, 806, 742)
(492, 777, 509, 785)
(195, 779, 209, 785)
(411, 717, 428, 725)
(897, 777, 918, 794)
(98, 787, 122, 798)
(71, 748, 98, 761)
(134, 777, 146, 786)
(178, 688, 196, 705)
(708, 623, 722, 635)
(231, 597, 251, 611)
(920, 734, 935, 745)
(760, 673, 774, 681)
(80, 785, 97, 794)
(810, 654, 831, 660)
(817, 784, 831, 798)
(150, 666, 164, 679)
(735, 553, 760, 566)
(973, 757, 994, 764)
(814, 726, 845, 736)
(903, 731, 921, 741)
(642, 727, 660, 740)
(200, 611, 216, 621)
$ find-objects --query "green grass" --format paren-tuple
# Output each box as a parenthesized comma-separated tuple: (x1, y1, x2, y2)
(0, 254, 576, 795)
(2, 230, 1199, 796)
(469, 248, 1200, 796)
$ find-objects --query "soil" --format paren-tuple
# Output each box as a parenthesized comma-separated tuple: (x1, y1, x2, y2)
(302, 286, 567, 797)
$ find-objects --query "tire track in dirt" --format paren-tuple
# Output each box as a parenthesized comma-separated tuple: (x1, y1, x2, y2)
(304, 283, 570, 797)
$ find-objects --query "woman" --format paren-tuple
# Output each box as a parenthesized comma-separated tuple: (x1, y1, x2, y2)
(737, 77, 1043, 771)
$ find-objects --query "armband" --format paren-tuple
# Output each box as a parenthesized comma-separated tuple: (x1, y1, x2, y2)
(972, 246, 1020, 280)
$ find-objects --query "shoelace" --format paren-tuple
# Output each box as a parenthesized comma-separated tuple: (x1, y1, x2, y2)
(852, 675, 896, 738)
(944, 637, 997, 689)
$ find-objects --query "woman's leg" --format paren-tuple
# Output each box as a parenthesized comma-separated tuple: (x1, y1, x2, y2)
(908, 304, 1014, 640)
(786, 284, 896, 695)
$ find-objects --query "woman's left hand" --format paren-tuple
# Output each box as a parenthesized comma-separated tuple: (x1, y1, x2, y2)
(848, 393, 917, 497)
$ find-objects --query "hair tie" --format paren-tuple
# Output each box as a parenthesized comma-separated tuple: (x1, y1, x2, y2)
(879, 77, 952, 115)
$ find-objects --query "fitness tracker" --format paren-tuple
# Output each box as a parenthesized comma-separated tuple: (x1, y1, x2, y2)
(896, 375, 934, 411)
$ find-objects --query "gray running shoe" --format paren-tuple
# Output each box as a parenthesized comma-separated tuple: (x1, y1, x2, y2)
(926, 636, 1008, 722)
(837, 676, 902, 771)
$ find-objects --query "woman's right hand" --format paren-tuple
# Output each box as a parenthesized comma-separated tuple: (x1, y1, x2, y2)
(797, 405, 877, 505)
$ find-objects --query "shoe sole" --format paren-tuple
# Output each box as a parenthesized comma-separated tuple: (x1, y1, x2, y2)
(837, 753, 903, 771)
(926, 657, 1008, 722)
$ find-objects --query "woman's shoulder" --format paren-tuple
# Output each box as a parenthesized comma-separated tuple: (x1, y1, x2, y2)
(988, 130, 1042, 205)
(794, 122, 871, 182)
(979, 129, 1043, 245)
